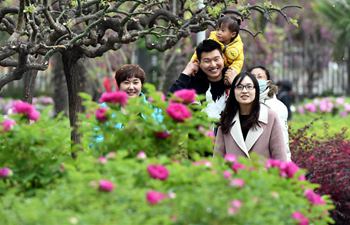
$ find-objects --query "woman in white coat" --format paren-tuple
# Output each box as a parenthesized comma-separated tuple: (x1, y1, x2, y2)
(249, 66, 291, 161)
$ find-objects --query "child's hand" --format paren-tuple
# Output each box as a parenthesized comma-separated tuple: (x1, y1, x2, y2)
(182, 60, 199, 76)
(224, 69, 237, 86)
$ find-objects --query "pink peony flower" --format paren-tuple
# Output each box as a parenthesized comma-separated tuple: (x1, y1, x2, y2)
(297, 106, 305, 114)
(137, 151, 147, 159)
(228, 199, 242, 215)
(106, 151, 116, 159)
(223, 170, 232, 179)
(304, 189, 325, 205)
(344, 103, 350, 112)
(147, 164, 169, 180)
(166, 103, 192, 122)
(283, 161, 300, 178)
(2, 119, 16, 131)
(99, 91, 128, 106)
(304, 103, 317, 113)
(339, 111, 348, 117)
(12, 100, 40, 121)
(154, 131, 171, 139)
(98, 179, 115, 192)
(192, 160, 212, 167)
(98, 156, 107, 164)
(0, 167, 13, 178)
(173, 89, 196, 104)
(224, 153, 236, 163)
(335, 97, 345, 105)
(291, 211, 309, 225)
(95, 108, 108, 122)
(146, 190, 167, 205)
(28, 110, 40, 121)
(229, 178, 245, 188)
(231, 162, 245, 173)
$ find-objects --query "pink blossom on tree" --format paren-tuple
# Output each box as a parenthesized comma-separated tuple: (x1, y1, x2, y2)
(291, 211, 309, 225)
(95, 108, 108, 122)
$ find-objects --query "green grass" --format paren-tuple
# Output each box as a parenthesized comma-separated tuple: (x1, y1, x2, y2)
(289, 113, 350, 140)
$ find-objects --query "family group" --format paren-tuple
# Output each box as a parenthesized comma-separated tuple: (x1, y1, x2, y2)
(110, 16, 291, 162)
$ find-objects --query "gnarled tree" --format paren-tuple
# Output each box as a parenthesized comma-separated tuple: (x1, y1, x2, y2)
(0, 0, 298, 145)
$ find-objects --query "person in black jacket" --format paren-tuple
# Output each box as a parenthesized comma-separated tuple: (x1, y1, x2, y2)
(169, 39, 230, 101)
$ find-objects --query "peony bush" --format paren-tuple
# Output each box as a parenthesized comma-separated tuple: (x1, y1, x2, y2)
(0, 103, 71, 193)
(80, 84, 215, 159)
(296, 96, 350, 117)
(0, 152, 334, 225)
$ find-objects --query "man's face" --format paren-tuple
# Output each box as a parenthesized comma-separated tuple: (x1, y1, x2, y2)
(250, 68, 268, 80)
(199, 49, 224, 81)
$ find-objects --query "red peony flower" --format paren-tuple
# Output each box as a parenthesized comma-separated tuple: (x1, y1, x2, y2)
(95, 108, 108, 122)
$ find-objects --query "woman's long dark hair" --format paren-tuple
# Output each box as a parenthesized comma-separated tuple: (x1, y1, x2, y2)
(220, 71, 260, 134)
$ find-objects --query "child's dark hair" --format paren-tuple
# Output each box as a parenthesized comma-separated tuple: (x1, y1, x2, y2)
(195, 39, 223, 61)
(114, 64, 145, 86)
(217, 16, 240, 38)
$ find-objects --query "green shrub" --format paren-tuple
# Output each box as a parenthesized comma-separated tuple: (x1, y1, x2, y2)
(0, 106, 71, 193)
(0, 152, 334, 225)
(79, 84, 215, 159)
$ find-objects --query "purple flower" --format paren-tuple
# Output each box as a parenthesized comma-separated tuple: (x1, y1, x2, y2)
(166, 103, 192, 122)
(304, 189, 325, 205)
(98, 179, 115, 192)
(146, 190, 167, 205)
(291, 211, 309, 225)
(2, 119, 16, 131)
(0, 167, 13, 178)
(147, 164, 169, 180)
(99, 91, 128, 106)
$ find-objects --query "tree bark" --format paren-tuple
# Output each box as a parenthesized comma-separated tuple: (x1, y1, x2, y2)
(61, 49, 86, 156)
(23, 70, 38, 103)
(52, 53, 68, 116)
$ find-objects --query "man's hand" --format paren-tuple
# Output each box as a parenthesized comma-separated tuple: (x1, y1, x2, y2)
(182, 60, 199, 76)
(224, 68, 238, 86)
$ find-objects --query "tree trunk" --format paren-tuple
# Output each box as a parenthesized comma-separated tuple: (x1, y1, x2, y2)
(61, 49, 86, 156)
(23, 70, 38, 103)
(52, 53, 68, 116)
